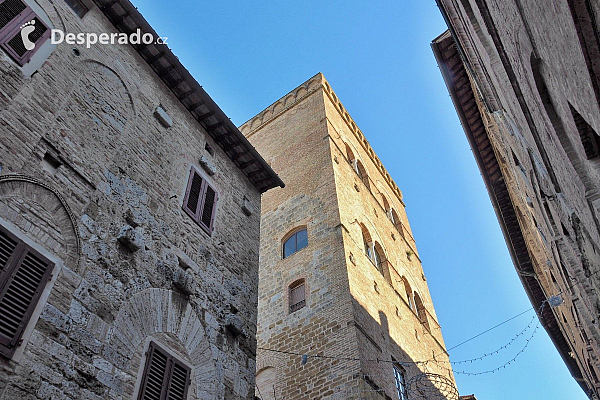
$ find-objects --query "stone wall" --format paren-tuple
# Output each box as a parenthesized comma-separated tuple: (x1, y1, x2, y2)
(437, 0, 600, 396)
(0, 2, 264, 399)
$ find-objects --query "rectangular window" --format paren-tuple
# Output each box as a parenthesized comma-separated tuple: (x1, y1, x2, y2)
(138, 341, 191, 400)
(63, 0, 88, 18)
(0, 224, 54, 359)
(182, 167, 219, 235)
(0, 0, 51, 66)
(289, 281, 306, 313)
(393, 364, 407, 400)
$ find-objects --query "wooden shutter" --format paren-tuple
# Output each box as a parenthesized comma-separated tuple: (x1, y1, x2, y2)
(0, 0, 51, 66)
(139, 342, 191, 400)
(167, 360, 191, 400)
(289, 281, 306, 313)
(199, 183, 218, 234)
(183, 168, 203, 219)
(0, 0, 27, 31)
(0, 226, 54, 359)
(182, 167, 218, 235)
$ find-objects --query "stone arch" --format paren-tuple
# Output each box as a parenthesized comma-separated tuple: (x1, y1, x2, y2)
(256, 366, 277, 400)
(110, 288, 217, 399)
(0, 175, 80, 268)
(76, 60, 136, 130)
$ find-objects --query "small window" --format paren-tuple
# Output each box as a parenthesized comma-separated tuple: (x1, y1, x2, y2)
(355, 160, 370, 190)
(414, 292, 430, 330)
(283, 228, 308, 259)
(138, 341, 191, 400)
(360, 223, 374, 261)
(570, 104, 600, 160)
(63, 0, 88, 18)
(0, 0, 51, 66)
(182, 166, 219, 235)
(402, 278, 413, 310)
(289, 280, 306, 313)
(373, 243, 385, 273)
(0, 224, 55, 359)
(393, 364, 407, 400)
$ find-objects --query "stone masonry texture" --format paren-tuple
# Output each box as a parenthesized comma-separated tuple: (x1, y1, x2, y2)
(0, 1, 272, 399)
(434, 0, 600, 398)
(241, 73, 457, 400)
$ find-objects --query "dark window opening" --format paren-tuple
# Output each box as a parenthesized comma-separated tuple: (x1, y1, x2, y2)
(0, 224, 54, 359)
(182, 167, 219, 235)
(570, 104, 600, 160)
(205, 142, 214, 156)
(289, 280, 306, 313)
(283, 228, 308, 259)
(63, 0, 88, 18)
(138, 341, 191, 400)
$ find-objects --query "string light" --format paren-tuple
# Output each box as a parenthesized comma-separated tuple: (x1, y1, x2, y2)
(257, 267, 600, 377)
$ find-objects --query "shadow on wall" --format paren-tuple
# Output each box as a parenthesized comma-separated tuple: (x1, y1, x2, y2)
(256, 299, 457, 400)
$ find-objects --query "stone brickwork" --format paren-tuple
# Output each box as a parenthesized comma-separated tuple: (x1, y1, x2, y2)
(241, 74, 456, 399)
(0, 1, 277, 399)
(433, 0, 600, 397)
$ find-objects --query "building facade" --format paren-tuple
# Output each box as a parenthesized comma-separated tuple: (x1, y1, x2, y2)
(0, 0, 282, 399)
(432, 0, 600, 397)
(241, 74, 458, 400)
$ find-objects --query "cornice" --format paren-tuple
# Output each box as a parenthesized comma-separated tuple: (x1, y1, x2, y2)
(240, 73, 404, 202)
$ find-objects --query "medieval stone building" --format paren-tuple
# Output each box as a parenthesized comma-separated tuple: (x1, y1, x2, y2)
(432, 0, 600, 397)
(0, 0, 283, 399)
(240, 74, 458, 400)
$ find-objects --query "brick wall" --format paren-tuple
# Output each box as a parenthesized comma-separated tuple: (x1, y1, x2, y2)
(242, 73, 456, 399)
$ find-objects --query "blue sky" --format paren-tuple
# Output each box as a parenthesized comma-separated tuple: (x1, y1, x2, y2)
(130, 1, 585, 398)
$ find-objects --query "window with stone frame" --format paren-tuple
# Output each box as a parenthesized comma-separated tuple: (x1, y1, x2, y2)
(283, 228, 308, 259)
(393, 363, 408, 400)
(182, 166, 219, 235)
(138, 341, 191, 400)
(63, 0, 88, 18)
(0, 224, 55, 359)
(289, 279, 306, 313)
(0, 0, 51, 66)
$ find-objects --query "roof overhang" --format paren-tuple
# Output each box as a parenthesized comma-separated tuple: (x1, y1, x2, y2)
(92, 0, 284, 193)
(432, 29, 588, 394)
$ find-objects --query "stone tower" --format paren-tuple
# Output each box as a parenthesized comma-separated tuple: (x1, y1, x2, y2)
(240, 73, 456, 400)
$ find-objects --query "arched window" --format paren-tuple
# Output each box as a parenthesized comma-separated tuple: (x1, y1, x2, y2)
(373, 242, 392, 285)
(403, 278, 413, 310)
(414, 292, 429, 330)
(360, 224, 373, 261)
(346, 144, 355, 165)
(289, 279, 306, 313)
(283, 228, 308, 259)
(391, 209, 404, 237)
(355, 160, 370, 190)
(381, 195, 390, 214)
(373, 242, 385, 273)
